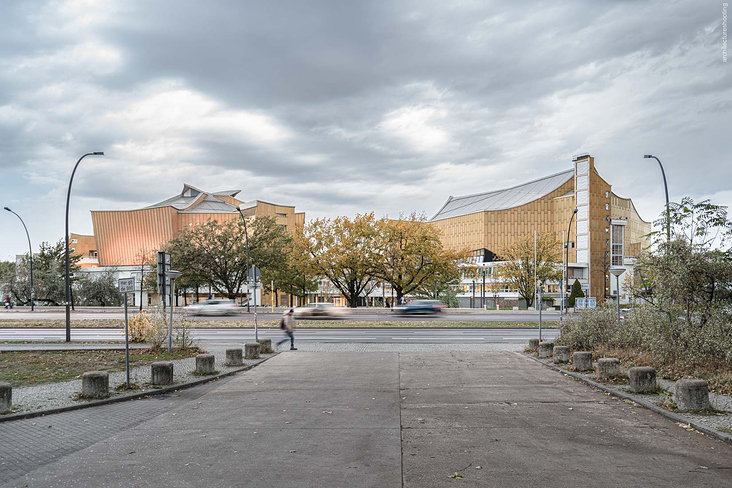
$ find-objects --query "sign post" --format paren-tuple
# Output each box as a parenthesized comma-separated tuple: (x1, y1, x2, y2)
(157, 251, 170, 308)
(118, 278, 135, 389)
(248, 266, 261, 341)
(167, 270, 182, 353)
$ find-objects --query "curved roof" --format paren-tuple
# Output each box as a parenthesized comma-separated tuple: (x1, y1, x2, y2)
(146, 184, 241, 213)
(430, 169, 573, 221)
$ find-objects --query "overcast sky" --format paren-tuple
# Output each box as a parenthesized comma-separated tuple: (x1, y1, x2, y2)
(0, 0, 730, 259)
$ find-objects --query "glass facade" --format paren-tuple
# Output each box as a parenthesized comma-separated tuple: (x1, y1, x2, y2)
(611, 224, 624, 266)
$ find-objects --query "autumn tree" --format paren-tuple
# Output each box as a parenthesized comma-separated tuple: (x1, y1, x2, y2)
(301, 213, 380, 308)
(499, 233, 562, 307)
(162, 216, 291, 300)
(5, 240, 81, 306)
(372, 213, 466, 305)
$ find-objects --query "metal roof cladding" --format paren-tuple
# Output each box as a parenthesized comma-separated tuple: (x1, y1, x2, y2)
(430, 169, 574, 221)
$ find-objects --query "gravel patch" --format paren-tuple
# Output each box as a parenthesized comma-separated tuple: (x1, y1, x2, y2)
(5, 345, 274, 415)
(530, 354, 732, 436)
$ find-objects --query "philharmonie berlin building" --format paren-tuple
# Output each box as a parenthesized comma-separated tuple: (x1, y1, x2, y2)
(429, 154, 651, 307)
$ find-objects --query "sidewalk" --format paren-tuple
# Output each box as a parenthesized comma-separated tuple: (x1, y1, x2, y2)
(2, 351, 731, 487)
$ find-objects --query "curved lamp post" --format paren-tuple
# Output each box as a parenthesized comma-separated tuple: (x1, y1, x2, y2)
(563, 208, 578, 319)
(236, 207, 252, 312)
(4, 207, 35, 311)
(65, 152, 104, 342)
(644, 155, 671, 242)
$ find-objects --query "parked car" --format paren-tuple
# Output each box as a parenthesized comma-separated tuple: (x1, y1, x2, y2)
(294, 302, 351, 319)
(185, 299, 238, 316)
(392, 299, 446, 315)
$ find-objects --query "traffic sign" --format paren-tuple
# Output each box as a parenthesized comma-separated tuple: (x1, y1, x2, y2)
(118, 278, 135, 293)
(248, 265, 261, 282)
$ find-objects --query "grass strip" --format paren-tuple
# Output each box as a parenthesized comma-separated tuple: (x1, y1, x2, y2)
(0, 348, 200, 387)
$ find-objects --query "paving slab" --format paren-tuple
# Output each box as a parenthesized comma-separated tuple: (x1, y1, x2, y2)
(2, 353, 402, 488)
(400, 351, 732, 487)
(2, 350, 732, 488)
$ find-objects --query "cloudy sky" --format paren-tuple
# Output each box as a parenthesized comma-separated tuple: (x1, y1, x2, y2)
(0, 0, 730, 259)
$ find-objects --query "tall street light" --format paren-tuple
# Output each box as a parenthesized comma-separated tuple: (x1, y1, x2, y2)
(65, 152, 104, 342)
(4, 207, 35, 311)
(563, 208, 578, 320)
(610, 268, 625, 326)
(236, 207, 252, 312)
(644, 155, 671, 242)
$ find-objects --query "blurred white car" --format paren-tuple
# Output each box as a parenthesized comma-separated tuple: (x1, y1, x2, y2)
(293, 303, 351, 319)
(185, 299, 238, 316)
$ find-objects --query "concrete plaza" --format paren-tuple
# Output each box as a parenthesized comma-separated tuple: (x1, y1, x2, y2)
(2, 351, 731, 487)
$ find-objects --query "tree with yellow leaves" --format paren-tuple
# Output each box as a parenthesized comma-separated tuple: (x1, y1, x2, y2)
(499, 233, 562, 307)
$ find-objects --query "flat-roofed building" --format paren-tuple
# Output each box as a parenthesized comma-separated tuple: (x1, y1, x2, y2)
(430, 155, 651, 303)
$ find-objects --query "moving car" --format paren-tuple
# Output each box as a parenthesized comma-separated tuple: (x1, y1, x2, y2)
(392, 299, 446, 315)
(294, 302, 351, 319)
(185, 299, 238, 316)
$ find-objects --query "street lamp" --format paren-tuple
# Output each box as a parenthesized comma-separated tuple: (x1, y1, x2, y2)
(481, 267, 486, 309)
(236, 207, 252, 312)
(644, 155, 671, 242)
(65, 152, 103, 342)
(610, 268, 625, 326)
(4, 207, 35, 311)
(563, 208, 578, 320)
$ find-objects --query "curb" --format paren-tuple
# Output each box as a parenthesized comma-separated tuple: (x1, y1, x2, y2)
(522, 352, 732, 447)
(0, 353, 279, 423)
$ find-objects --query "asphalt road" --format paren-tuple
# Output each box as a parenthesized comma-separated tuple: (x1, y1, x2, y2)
(0, 327, 560, 344)
(0, 310, 559, 322)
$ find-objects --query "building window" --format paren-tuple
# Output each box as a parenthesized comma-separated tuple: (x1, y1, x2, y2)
(71, 238, 78, 244)
(605, 203, 610, 210)
(605, 215, 610, 222)
(89, 250, 98, 258)
(605, 191, 610, 198)
(280, 225, 287, 232)
(605, 227, 609, 233)
(611, 224, 624, 266)
(277, 213, 287, 218)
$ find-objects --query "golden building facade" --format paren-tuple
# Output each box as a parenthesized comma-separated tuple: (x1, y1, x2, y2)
(430, 155, 651, 301)
(85, 184, 304, 267)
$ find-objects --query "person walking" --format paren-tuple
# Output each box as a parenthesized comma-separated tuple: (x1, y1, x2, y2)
(277, 308, 297, 350)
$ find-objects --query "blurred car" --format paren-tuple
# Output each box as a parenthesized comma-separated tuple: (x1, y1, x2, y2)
(294, 303, 351, 319)
(185, 299, 238, 316)
(392, 299, 446, 315)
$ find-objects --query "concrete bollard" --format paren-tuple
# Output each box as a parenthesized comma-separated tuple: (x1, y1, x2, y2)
(245, 343, 260, 360)
(195, 354, 216, 375)
(151, 362, 174, 386)
(596, 358, 621, 380)
(257, 338, 274, 354)
(225, 348, 244, 366)
(0, 381, 11, 413)
(572, 352, 593, 371)
(675, 379, 710, 411)
(538, 342, 554, 358)
(81, 371, 109, 398)
(528, 338, 539, 350)
(629, 367, 657, 393)
(553, 346, 571, 363)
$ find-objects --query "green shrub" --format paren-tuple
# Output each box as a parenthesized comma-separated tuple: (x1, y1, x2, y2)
(568, 279, 584, 308)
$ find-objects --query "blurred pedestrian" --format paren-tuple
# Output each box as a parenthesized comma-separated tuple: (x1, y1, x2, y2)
(277, 308, 297, 350)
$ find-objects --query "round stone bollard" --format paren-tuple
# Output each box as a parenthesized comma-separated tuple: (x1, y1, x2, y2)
(629, 367, 657, 393)
(195, 354, 216, 375)
(675, 379, 709, 411)
(258, 338, 274, 354)
(553, 346, 571, 363)
(572, 352, 593, 371)
(596, 358, 621, 380)
(151, 362, 174, 386)
(82, 371, 109, 398)
(538, 342, 554, 358)
(225, 348, 244, 366)
(245, 343, 260, 360)
(0, 381, 11, 413)
(528, 338, 539, 350)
